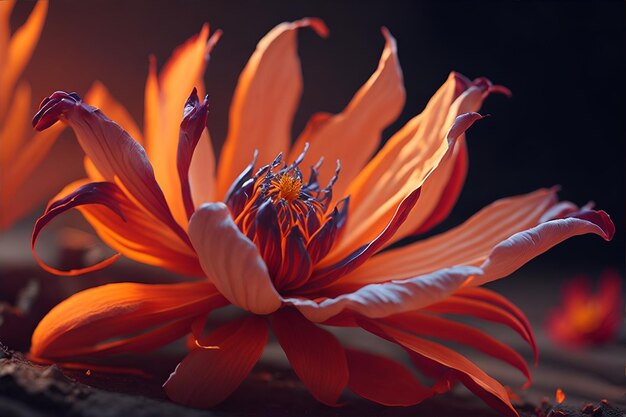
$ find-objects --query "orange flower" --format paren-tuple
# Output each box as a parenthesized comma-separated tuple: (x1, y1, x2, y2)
(29, 20, 614, 416)
(546, 270, 622, 348)
(0, 0, 66, 229)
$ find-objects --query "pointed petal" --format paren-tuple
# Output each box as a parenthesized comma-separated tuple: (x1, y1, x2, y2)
(456, 286, 537, 363)
(475, 209, 614, 285)
(289, 27, 405, 199)
(384, 313, 531, 386)
(322, 111, 484, 267)
(176, 88, 209, 219)
(216, 18, 328, 198)
(0, 0, 46, 117)
(335, 188, 558, 287)
(144, 25, 221, 227)
(84, 81, 143, 145)
(345, 348, 434, 406)
(333, 73, 497, 263)
(188, 127, 216, 207)
(38, 179, 204, 276)
(411, 138, 468, 235)
(33, 91, 190, 244)
(86, 318, 195, 356)
(31, 281, 223, 359)
(285, 265, 481, 323)
(304, 187, 421, 290)
(83, 81, 144, 183)
(425, 295, 537, 358)
(361, 319, 519, 417)
(188, 202, 281, 314)
(164, 315, 268, 408)
(392, 78, 503, 240)
(271, 309, 348, 405)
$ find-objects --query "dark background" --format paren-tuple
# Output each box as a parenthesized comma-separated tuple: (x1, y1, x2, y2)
(11, 0, 624, 270)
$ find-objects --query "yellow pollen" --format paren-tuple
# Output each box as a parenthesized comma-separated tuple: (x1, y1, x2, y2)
(277, 175, 302, 202)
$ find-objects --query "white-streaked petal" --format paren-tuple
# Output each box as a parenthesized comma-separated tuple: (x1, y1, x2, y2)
(474, 211, 613, 286)
(188, 202, 281, 314)
(286, 265, 482, 323)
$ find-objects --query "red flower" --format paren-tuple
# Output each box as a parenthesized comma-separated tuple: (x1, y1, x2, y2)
(546, 270, 622, 348)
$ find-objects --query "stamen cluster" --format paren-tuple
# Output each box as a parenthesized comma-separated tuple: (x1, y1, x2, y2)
(224, 146, 348, 293)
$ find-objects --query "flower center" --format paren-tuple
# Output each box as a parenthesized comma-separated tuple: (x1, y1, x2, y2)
(273, 174, 302, 203)
(224, 146, 348, 292)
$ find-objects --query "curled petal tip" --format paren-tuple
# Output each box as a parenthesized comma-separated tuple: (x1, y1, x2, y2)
(32, 91, 81, 130)
(183, 88, 209, 121)
(297, 17, 329, 38)
(380, 26, 394, 42)
(448, 112, 486, 139)
(585, 210, 615, 241)
(490, 84, 513, 98)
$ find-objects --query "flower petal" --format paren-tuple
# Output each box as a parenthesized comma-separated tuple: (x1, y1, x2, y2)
(322, 111, 484, 267)
(86, 318, 195, 356)
(84, 81, 143, 145)
(286, 265, 482, 323)
(456, 286, 536, 363)
(31, 181, 126, 276)
(345, 348, 434, 406)
(393, 78, 506, 240)
(383, 312, 531, 386)
(188, 127, 216, 208)
(144, 25, 221, 226)
(216, 18, 328, 198)
(176, 88, 209, 219)
(474, 209, 614, 286)
(32, 91, 190, 245)
(0, 0, 46, 117)
(164, 315, 268, 408)
(303, 186, 421, 290)
(361, 319, 518, 417)
(31, 281, 223, 359)
(335, 188, 559, 287)
(40, 179, 204, 276)
(289, 27, 405, 200)
(271, 308, 348, 405)
(425, 294, 537, 359)
(330, 73, 495, 264)
(411, 138, 468, 235)
(188, 202, 281, 314)
(83, 81, 144, 183)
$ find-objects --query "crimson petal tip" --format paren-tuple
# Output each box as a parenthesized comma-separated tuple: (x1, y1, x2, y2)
(297, 17, 329, 38)
(32, 91, 81, 130)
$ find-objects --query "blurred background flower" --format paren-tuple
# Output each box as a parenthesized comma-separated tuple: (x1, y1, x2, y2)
(0, 0, 82, 231)
(546, 270, 623, 348)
